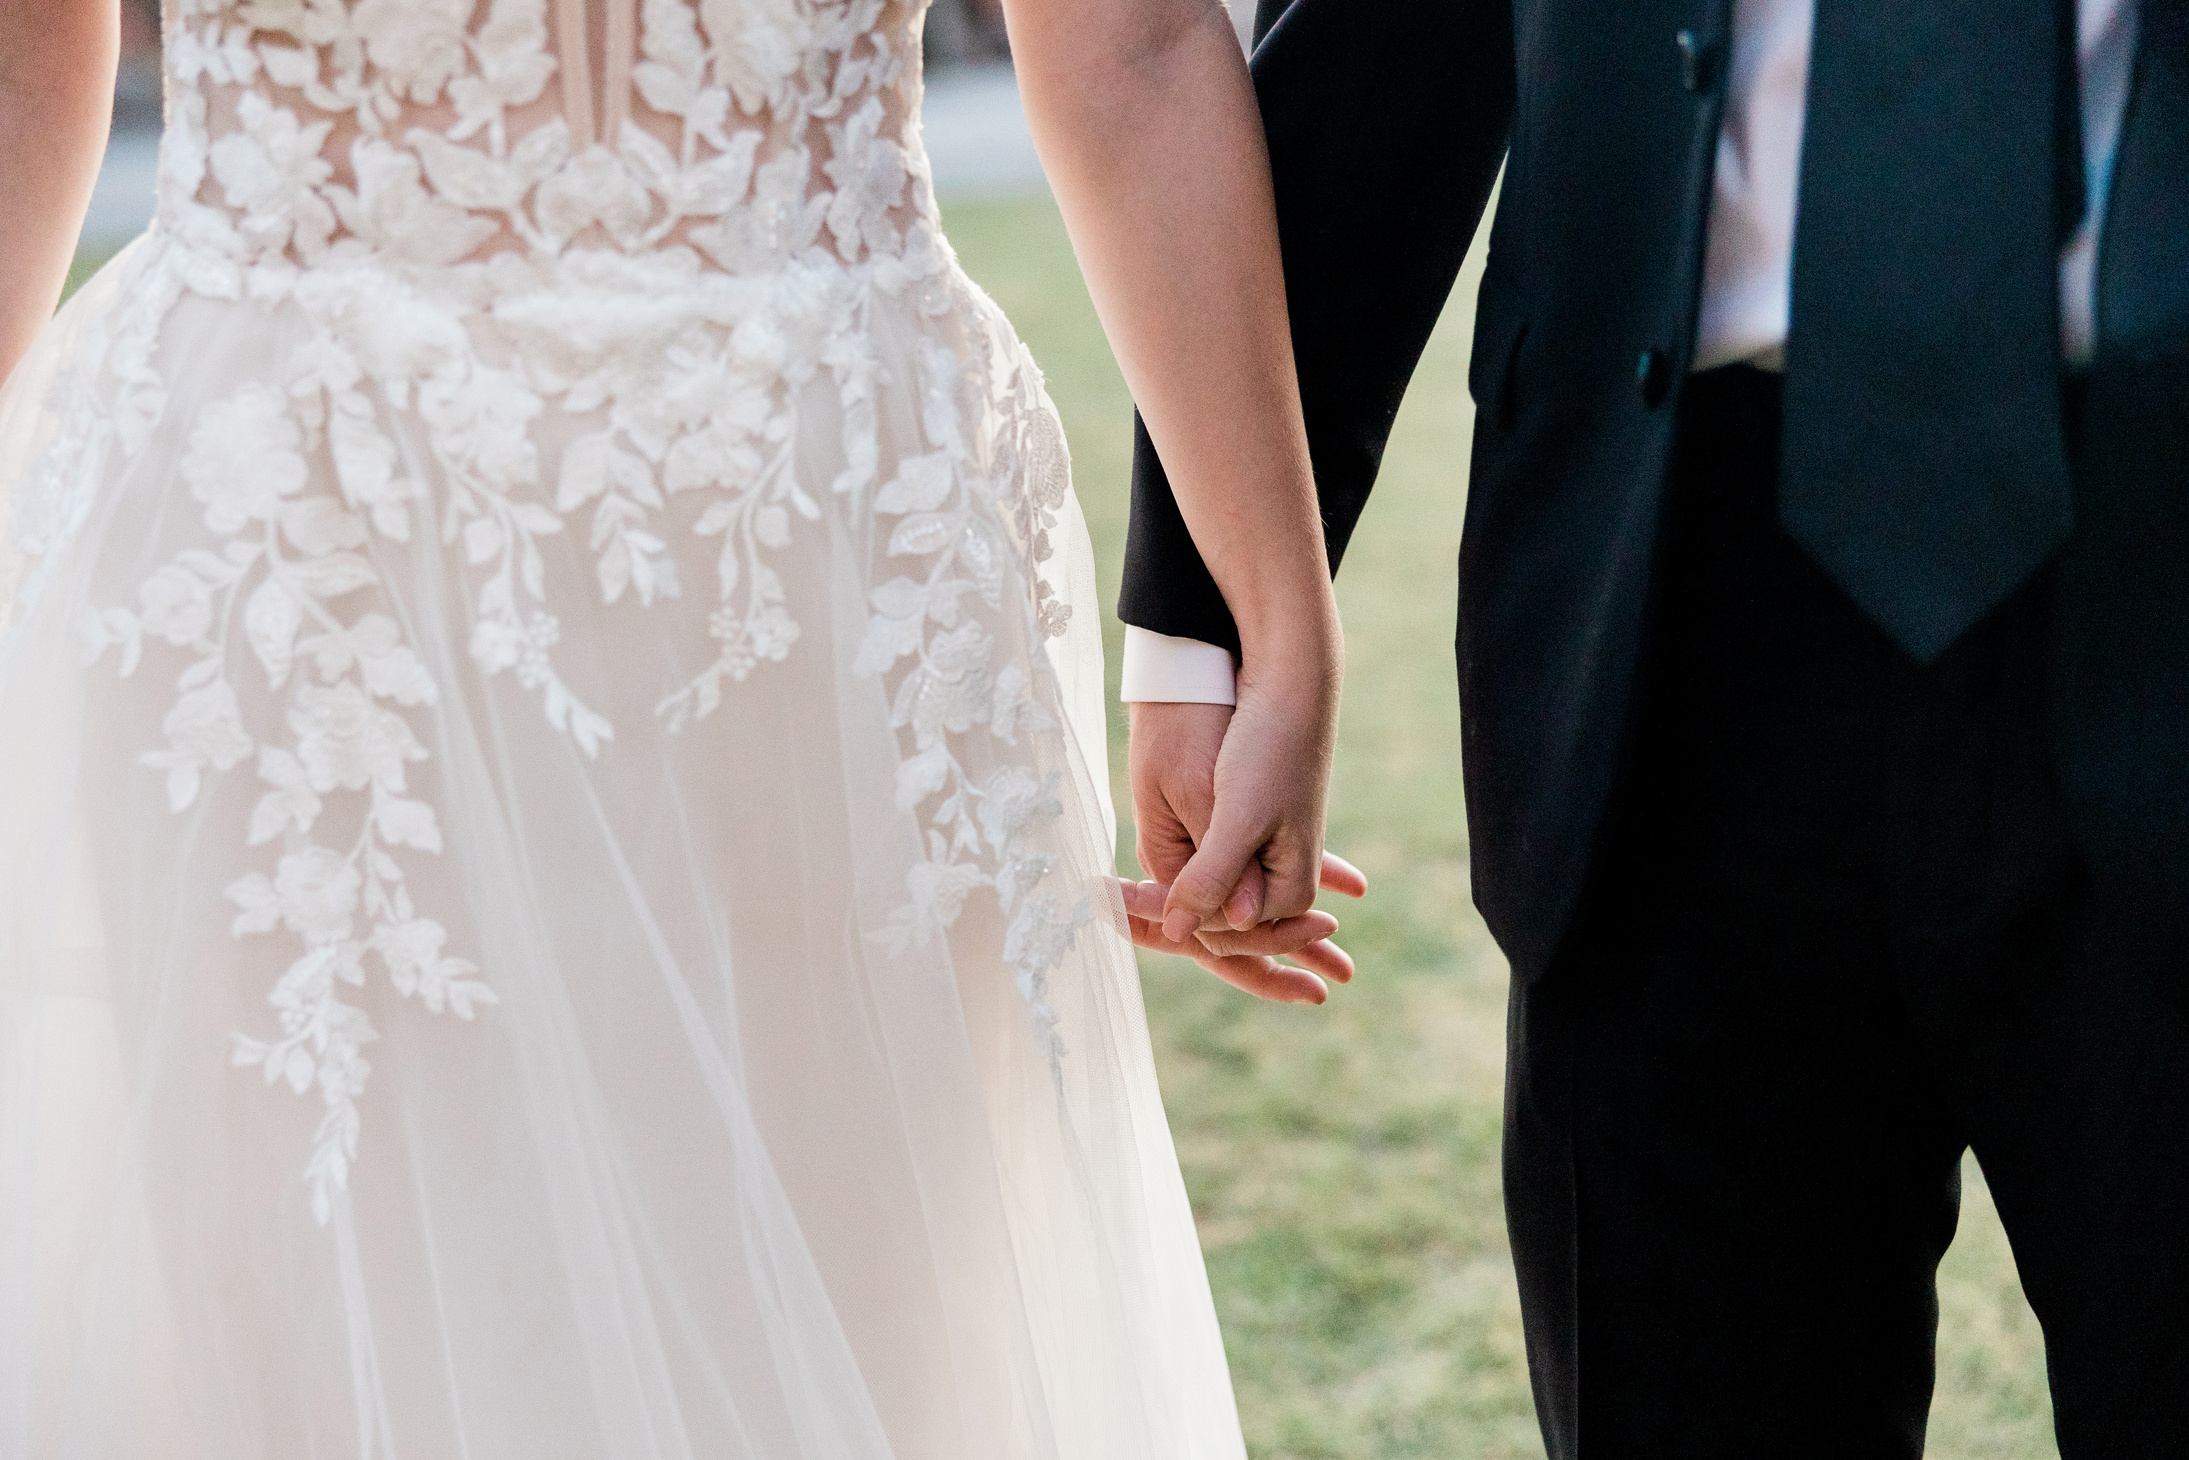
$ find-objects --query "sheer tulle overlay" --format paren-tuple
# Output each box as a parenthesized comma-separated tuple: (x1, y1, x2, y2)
(0, 3, 1246, 1457)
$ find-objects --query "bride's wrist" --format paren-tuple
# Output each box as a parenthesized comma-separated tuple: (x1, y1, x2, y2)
(1235, 598, 1343, 696)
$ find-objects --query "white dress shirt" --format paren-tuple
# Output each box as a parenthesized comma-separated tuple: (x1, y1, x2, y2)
(1121, 0, 2144, 705)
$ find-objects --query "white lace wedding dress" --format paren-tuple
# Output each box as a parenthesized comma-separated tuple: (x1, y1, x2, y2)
(0, 4, 1247, 1457)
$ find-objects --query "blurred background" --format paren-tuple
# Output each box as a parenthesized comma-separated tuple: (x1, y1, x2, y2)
(70, 5, 2057, 1455)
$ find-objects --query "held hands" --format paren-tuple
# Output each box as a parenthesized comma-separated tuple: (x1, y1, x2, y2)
(1120, 859, 1365, 1004)
(1124, 628, 1362, 1004)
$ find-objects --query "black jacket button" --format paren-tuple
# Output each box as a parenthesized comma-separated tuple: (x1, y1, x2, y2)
(1676, 29, 1724, 93)
(1636, 348, 1673, 408)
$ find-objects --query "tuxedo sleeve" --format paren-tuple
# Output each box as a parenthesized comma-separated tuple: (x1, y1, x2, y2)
(1117, 0, 1517, 653)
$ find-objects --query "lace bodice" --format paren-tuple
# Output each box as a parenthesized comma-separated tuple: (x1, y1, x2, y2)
(160, 0, 939, 282)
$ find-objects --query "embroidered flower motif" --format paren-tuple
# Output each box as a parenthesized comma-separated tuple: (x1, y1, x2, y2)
(351, 0, 476, 103)
(702, 0, 806, 115)
(145, 679, 255, 811)
(329, 139, 500, 266)
(535, 146, 656, 249)
(139, 563, 217, 645)
(824, 98, 910, 262)
(450, 0, 559, 139)
(291, 679, 426, 792)
(269, 846, 366, 944)
(209, 94, 337, 259)
(374, 917, 487, 1014)
(977, 767, 1059, 855)
(184, 384, 310, 532)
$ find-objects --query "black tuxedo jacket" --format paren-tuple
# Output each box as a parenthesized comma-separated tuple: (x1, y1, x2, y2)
(1121, 0, 2189, 979)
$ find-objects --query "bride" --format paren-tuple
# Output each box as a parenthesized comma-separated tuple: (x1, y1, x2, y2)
(0, 1, 1349, 1456)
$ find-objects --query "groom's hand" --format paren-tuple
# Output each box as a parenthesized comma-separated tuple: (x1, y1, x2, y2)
(1130, 699, 1293, 932)
(1129, 699, 1239, 895)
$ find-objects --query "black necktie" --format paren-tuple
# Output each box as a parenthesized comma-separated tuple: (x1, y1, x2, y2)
(1780, 0, 2084, 663)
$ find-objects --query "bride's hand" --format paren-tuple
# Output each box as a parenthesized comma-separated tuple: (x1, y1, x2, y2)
(1119, 868, 1364, 1005)
(1126, 663, 1364, 1003)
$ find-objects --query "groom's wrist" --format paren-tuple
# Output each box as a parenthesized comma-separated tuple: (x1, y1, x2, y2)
(1121, 626, 1239, 704)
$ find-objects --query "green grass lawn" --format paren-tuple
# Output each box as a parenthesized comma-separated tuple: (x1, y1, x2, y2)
(61, 197, 2053, 1456)
(940, 193, 2057, 1460)
(64, 250, 120, 301)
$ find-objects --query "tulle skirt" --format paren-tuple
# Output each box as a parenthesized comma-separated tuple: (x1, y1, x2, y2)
(0, 235, 1246, 1460)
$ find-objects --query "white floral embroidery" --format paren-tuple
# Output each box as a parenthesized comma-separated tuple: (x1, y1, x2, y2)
(84, 375, 494, 1225)
(856, 330, 1091, 1067)
(22, 0, 1092, 1215)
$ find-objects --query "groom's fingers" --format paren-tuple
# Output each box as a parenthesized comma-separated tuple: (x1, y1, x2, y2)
(1319, 852, 1368, 899)
(1134, 803, 1199, 890)
(1128, 701, 1230, 886)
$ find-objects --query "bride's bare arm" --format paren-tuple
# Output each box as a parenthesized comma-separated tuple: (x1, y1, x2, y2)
(1005, 0, 1345, 941)
(0, 0, 119, 388)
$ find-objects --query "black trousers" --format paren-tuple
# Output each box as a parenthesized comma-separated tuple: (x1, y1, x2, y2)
(1505, 365, 2189, 1457)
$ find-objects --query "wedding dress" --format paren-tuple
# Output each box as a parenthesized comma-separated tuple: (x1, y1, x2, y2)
(0, 3, 1248, 1457)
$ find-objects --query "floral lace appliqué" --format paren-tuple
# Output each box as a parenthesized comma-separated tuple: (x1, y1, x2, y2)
(854, 333, 1090, 1067)
(84, 377, 494, 1225)
(38, 0, 1093, 1218)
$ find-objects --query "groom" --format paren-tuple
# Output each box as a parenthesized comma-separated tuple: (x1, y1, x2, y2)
(1121, 0, 2189, 1453)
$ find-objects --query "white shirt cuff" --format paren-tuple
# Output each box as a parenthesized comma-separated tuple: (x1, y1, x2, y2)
(1120, 626, 1238, 705)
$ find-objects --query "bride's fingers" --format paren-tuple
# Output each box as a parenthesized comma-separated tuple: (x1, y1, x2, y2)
(1119, 878, 1170, 923)
(1123, 900, 1215, 959)
(1131, 855, 1363, 914)
(1319, 851, 1368, 899)
(1124, 912, 1191, 957)
(1127, 925, 1329, 1005)
(1192, 909, 1339, 958)
(1126, 879, 1352, 987)
(1195, 918, 1354, 984)
(1202, 953, 1329, 1005)
(1121, 897, 1332, 1006)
